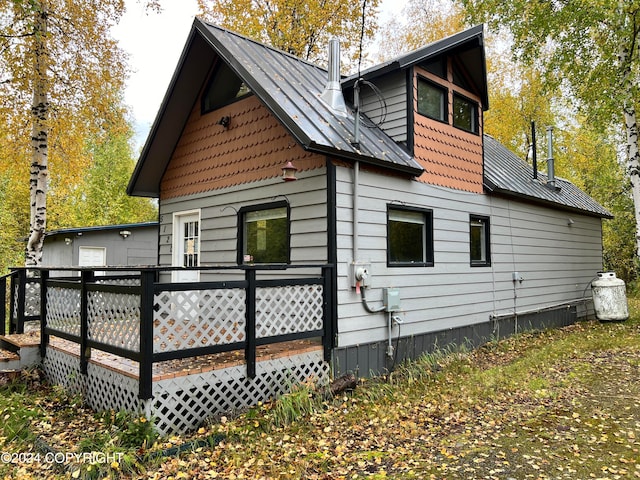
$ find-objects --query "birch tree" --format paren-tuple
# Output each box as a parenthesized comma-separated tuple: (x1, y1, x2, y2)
(1, 1, 133, 266)
(459, 0, 640, 257)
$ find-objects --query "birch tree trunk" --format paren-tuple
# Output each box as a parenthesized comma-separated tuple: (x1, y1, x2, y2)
(619, 41, 640, 259)
(25, 6, 49, 267)
(624, 104, 640, 258)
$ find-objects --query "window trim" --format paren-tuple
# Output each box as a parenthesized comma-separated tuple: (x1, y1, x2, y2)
(387, 205, 434, 267)
(237, 200, 290, 265)
(416, 76, 448, 125)
(470, 214, 491, 267)
(452, 92, 479, 135)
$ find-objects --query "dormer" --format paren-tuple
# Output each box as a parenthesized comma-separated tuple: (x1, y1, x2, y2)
(344, 25, 488, 193)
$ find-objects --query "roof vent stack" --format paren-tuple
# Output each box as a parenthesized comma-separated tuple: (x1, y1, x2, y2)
(546, 126, 556, 189)
(320, 38, 348, 117)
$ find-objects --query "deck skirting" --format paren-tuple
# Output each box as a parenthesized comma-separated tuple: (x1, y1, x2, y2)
(43, 344, 329, 434)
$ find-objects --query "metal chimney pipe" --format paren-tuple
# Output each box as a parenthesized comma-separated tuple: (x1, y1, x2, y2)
(320, 38, 348, 117)
(546, 126, 555, 187)
(531, 121, 537, 180)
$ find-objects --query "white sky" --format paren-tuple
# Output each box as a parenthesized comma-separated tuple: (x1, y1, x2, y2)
(113, 0, 408, 147)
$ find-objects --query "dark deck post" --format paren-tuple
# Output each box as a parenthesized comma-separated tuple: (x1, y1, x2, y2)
(14, 269, 26, 334)
(139, 269, 155, 400)
(79, 270, 94, 374)
(40, 270, 49, 358)
(0, 274, 6, 337)
(245, 268, 256, 379)
(322, 266, 332, 362)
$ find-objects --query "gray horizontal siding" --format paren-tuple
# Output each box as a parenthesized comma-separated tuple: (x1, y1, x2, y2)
(158, 168, 328, 280)
(335, 165, 602, 348)
(358, 71, 408, 143)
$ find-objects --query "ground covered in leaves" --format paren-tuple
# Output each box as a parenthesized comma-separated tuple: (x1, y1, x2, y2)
(1, 299, 640, 479)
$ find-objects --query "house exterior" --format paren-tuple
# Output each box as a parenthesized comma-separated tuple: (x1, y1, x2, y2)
(127, 18, 611, 377)
(42, 222, 159, 270)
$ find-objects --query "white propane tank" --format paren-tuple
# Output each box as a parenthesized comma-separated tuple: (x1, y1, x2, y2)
(591, 271, 629, 321)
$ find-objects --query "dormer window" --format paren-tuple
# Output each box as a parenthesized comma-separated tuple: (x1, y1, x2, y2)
(202, 62, 252, 114)
(417, 77, 447, 123)
(453, 93, 478, 134)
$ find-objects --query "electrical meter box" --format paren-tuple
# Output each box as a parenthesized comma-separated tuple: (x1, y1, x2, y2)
(383, 287, 401, 312)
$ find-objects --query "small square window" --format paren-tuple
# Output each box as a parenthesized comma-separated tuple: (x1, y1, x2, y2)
(387, 206, 434, 266)
(470, 215, 490, 266)
(453, 94, 479, 134)
(417, 77, 447, 122)
(238, 202, 289, 264)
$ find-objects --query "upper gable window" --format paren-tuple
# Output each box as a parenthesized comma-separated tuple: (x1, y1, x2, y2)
(417, 77, 447, 123)
(453, 93, 479, 134)
(201, 62, 252, 114)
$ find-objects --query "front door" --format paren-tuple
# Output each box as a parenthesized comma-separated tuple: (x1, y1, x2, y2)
(172, 211, 200, 282)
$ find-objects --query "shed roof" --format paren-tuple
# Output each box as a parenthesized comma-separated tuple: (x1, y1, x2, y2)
(483, 135, 612, 218)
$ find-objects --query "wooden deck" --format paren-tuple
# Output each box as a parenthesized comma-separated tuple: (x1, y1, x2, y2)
(34, 334, 322, 381)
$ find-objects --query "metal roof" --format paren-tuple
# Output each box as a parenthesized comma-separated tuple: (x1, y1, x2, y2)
(127, 19, 608, 221)
(45, 221, 159, 238)
(128, 18, 423, 197)
(483, 135, 612, 218)
(196, 20, 423, 173)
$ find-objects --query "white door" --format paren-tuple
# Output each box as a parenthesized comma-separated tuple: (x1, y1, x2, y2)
(172, 211, 200, 282)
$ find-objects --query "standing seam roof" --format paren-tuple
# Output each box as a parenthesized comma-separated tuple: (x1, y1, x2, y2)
(197, 20, 423, 176)
(483, 135, 612, 218)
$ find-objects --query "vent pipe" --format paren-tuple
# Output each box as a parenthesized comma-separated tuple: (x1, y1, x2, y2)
(320, 38, 348, 117)
(531, 121, 537, 180)
(546, 126, 555, 188)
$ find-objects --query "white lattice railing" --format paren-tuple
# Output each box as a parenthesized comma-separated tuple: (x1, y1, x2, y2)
(256, 285, 324, 338)
(32, 266, 331, 401)
(46, 285, 81, 338)
(153, 288, 246, 353)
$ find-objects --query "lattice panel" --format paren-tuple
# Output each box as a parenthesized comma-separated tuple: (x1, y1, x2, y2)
(24, 281, 41, 318)
(256, 285, 324, 338)
(152, 350, 329, 434)
(85, 363, 141, 413)
(46, 287, 81, 337)
(42, 347, 85, 397)
(88, 291, 141, 351)
(12, 282, 18, 321)
(153, 289, 246, 353)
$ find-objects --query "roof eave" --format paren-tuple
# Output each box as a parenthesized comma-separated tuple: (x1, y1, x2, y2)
(489, 187, 613, 219)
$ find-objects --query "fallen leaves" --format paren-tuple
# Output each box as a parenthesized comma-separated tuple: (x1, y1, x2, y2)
(1, 318, 640, 479)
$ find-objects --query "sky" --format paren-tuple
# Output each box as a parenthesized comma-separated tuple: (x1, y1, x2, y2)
(113, 0, 408, 148)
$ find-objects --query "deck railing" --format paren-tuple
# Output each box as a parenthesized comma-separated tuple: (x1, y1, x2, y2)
(6, 265, 333, 399)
